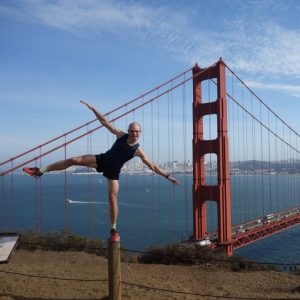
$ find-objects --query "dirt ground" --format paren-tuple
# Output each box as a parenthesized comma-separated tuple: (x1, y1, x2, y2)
(1, 250, 300, 300)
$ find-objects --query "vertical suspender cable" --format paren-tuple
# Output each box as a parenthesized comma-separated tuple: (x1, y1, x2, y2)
(228, 76, 236, 225)
(125, 105, 129, 214)
(296, 137, 298, 207)
(286, 126, 289, 209)
(297, 136, 299, 208)
(282, 124, 285, 211)
(244, 89, 249, 221)
(90, 130, 93, 236)
(182, 74, 188, 238)
(38, 146, 42, 230)
(288, 130, 291, 208)
(280, 124, 283, 211)
(141, 96, 147, 245)
(289, 130, 293, 209)
(244, 89, 249, 220)
(1, 176, 5, 230)
(241, 86, 247, 221)
(251, 92, 257, 219)
(87, 124, 92, 237)
(279, 123, 282, 211)
(285, 125, 288, 210)
(268, 110, 272, 214)
(292, 132, 296, 208)
(171, 82, 175, 240)
(167, 89, 172, 241)
(237, 84, 242, 224)
(274, 117, 280, 211)
(157, 88, 161, 238)
(230, 72, 237, 225)
(35, 158, 38, 230)
(64, 135, 68, 230)
(260, 101, 265, 217)
(294, 133, 296, 208)
(228, 74, 233, 226)
(10, 160, 14, 230)
(151, 100, 155, 241)
(291, 130, 294, 209)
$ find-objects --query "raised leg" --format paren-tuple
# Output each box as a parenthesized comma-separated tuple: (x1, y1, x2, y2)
(46, 155, 97, 172)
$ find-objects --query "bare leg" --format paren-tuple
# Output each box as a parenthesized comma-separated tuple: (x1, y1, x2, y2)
(107, 179, 119, 226)
(46, 155, 97, 172)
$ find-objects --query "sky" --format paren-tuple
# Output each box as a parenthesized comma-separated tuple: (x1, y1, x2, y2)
(1, 0, 300, 162)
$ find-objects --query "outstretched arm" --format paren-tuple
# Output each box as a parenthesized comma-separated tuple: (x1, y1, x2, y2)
(80, 100, 124, 138)
(135, 148, 180, 185)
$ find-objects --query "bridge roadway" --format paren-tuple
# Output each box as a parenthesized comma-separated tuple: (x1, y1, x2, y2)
(200, 206, 300, 250)
(231, 206, 300, 249)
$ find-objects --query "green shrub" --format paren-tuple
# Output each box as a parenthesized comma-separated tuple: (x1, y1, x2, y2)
(138, 243, 274, 272)
(16, 231, 277, 271)
(139, 243, 225, 265)
(17, 230, 106, 256)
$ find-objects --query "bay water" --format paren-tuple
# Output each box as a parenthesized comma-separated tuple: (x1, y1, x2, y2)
(1, 173, 300, 265)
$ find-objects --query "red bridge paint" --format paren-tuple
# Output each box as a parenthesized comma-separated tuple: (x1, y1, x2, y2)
(192, 59, 232, 256)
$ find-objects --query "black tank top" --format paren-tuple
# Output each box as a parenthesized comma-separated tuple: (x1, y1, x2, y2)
(102, 134, 139, 174)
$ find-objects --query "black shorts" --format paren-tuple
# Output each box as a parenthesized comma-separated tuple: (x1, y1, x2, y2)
(95, 154, 120, 180)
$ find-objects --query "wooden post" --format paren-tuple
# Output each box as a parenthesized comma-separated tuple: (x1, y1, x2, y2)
(108, 239, 121, 300)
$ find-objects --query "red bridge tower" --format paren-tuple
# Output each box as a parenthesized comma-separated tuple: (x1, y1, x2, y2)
(192, 59, 232, 256)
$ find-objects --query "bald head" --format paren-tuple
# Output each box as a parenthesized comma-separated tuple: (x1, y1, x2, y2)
(127, 122, 142, 143)
(128, 122, 141, 132)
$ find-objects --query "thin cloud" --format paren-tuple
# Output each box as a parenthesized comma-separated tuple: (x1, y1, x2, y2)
(229, 23, 300, 78)
(247, 80, 300, 98)
(0, 0, 163, 33)
(1, 0, 300, 80)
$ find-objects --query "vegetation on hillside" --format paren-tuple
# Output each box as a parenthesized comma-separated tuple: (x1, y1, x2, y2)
(16, 230, 276, 272)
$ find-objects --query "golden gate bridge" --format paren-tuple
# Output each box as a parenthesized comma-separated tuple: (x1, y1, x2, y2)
(1, 59, 300, 256)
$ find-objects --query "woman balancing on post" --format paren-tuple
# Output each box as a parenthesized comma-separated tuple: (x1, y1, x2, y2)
(23, 100, 180, 242)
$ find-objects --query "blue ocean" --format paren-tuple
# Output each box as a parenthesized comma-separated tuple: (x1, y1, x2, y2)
(1, 173, 300, 265)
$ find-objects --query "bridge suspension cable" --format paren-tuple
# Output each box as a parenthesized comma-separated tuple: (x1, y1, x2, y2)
(2, 59, 300, 254)
(1, 63, 206, 249)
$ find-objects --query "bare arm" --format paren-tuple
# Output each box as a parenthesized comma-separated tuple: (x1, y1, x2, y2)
(135, 148, 180, 185)
(80, 100, 124, 138)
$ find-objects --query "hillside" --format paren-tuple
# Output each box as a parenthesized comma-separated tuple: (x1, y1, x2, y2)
(1, 250, 300, 299)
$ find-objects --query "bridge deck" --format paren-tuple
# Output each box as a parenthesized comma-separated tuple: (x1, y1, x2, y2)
(232, 209, 300, 249)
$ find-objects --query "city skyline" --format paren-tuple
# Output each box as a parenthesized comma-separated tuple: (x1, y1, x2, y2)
(12, 158, 300, 176)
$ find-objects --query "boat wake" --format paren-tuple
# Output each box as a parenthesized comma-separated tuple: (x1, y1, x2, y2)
(67, 199, 107, 205)
(67, 198, 145, 208)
